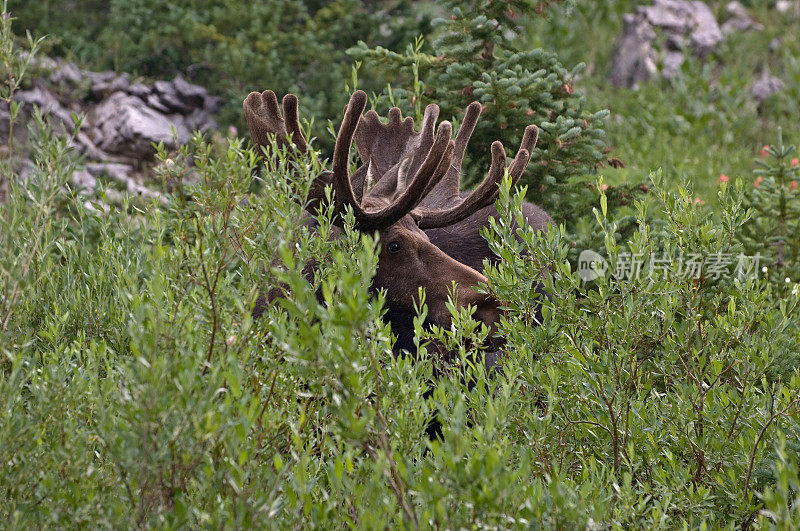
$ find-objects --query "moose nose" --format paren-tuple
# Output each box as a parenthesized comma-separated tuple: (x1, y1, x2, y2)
(474, 295, 502, 331)
(453, 269, 504, 336)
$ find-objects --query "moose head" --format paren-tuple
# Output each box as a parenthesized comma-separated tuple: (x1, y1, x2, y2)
(244, 89, 538, 346)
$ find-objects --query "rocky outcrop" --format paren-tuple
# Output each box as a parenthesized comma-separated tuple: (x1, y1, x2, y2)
(86, 92, 191, 158)
(751, 71, 786, 104)
(4, 57, 221, 201)
(609, 1, 762, 88)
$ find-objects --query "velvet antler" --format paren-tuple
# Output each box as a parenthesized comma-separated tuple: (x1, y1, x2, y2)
(331, 91, 455, 231)
(244, 90, 334, 213)
(352, 101, 539, 230)
(243, 90, 307, 153)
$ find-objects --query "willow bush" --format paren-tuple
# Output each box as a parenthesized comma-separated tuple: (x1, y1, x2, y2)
(2, 7, 799, 529)
(0, 107, 798, 526)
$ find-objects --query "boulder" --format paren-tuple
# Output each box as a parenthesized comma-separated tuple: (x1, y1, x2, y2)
(184, 108, 218, 134)
(609, 0, 760, 88)
(125, 83, 151, 99)
(71, 168, 97, 194)
(86, 92, 190, 159)
(776, 1, 800, 15)
(92, 73, 131, 99)
(49, 62, 83, 85)
(152, 80, 195, 114)
(752, 71, 785, 104)
(4, 54, 221, 203)
(14, 85, 75, 131)
(721, 1, 764, 35)
(172, 75, 207, 107)
(609, 13, 659, 88)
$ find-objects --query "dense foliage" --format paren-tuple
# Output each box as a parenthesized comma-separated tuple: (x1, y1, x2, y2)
(3, 105, 800, 528)
(3, 2, 800, 528)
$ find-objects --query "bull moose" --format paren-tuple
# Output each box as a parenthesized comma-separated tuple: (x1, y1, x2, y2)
(244, 89, 551, 358)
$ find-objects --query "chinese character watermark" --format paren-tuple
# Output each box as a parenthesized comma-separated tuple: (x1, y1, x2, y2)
(578, 251, 762, 282)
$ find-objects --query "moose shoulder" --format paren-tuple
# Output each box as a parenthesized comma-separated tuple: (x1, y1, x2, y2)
(244, 89, 549, 354)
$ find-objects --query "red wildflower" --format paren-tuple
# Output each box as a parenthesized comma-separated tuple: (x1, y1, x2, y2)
(754, 176, 764, 188)
(760, 145, 771, 156)
(718, 174, 729, 183)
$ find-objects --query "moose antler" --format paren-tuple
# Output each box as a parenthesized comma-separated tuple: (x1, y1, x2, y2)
(413, 121, 539, 230)
(244, 89, 334, 213)
(243, 89, 307, 154)
(353, 101, 539, 230)
(331, 91, 455, 231)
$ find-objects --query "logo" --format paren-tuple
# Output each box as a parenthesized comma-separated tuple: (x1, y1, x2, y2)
(578, 250, 608, 281)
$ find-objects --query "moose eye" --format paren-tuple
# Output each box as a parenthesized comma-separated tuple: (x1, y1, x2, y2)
(388, 241, 402, 254)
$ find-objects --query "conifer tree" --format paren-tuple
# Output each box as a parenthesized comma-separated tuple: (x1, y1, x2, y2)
(349, 0, 621, 223)
(738, 130, 800, 291)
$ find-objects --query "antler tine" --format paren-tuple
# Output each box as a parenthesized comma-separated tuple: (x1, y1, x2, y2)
(414, 124, 539, 230)
(453, 101, 482, 168)
(510, 125, 539, 187)
(332, 90, 372, 222)
(281, 93, 307, 152)
(243, 90, 307, 153)
(408, 104, 441, 173)
(417, 100, 482, 207)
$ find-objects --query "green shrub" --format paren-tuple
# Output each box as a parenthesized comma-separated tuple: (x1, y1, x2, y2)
(2, 5, 800, 528)
(2, 106, 799, 526)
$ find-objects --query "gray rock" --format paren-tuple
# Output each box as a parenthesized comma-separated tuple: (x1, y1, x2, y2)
(126, 83, 151, 99)
(609, 13, 658, 89)
(662, 51, 686, 79)
(776, 1, 800, 14)
(9, 54, 221, 171)
(203, 95, 223, 113)
(50, 62, 83, 85)
(752, 71, 785, 103)
(71, 168, 97, 194)
(85, 71, 117, 85)
(92, 73, 131, 99)
(85, 161, 134, 181)
(172, 75, 207, 107)
(20, 51, 58, 72)
(152, 80, 194, 114)
(86, 92, 190, 159)
(610, 0, 725, 88)
(146, 93, 173, 114)
(14, 85, 75, 131)
(642, 0, 722, 56)
(71, 131, 111, 162)
(85, 161, 164, 201)
(183, 107, 218, 134)
(721, 1, 763, 35)
(0, 102, 10, 138)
